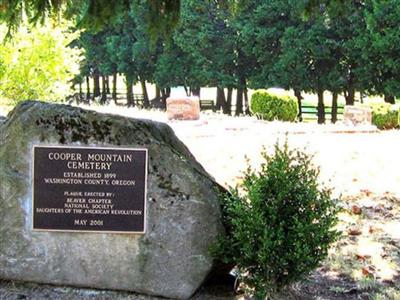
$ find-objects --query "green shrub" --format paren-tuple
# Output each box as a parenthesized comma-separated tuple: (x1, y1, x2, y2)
(212, 142, 340, 299)
(0, 23, 82, 104)
(368, 102, 399, 130)
(250, 90, 298, 122)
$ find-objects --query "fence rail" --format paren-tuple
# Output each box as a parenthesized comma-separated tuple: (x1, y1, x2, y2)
(70, 92, 145, 107)
(301, 105, 345, 120)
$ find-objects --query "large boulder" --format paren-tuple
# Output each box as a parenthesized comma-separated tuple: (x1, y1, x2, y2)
(0, 101, 225, 299)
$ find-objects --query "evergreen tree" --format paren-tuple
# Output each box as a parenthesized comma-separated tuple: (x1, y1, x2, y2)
(360, 0, 400, 103)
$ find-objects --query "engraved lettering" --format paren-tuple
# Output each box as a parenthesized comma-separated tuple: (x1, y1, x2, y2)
(33, 146, 147, 233)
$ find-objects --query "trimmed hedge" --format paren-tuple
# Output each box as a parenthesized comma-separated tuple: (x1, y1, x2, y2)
(368, 102, 399, 130)
(250, 90, 298, 122)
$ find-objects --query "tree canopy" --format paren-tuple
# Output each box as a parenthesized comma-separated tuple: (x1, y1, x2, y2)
(0, 21, 82, 103)
(0, 0, 359, 37)
(1, 0, 399, 121)
(0, 0, 180, 37)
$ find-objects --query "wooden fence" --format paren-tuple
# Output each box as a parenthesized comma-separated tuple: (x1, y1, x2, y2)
(300, 105, 345, 121)
(70, 92, 146, 107)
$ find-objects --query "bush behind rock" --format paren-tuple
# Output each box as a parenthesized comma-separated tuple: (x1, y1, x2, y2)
(212, 142, 340, 299)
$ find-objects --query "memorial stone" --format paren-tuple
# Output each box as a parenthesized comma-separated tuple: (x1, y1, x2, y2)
(166, 97, 200, 120)
(343, 106, 372, 126)
(0, 101, 225, 300)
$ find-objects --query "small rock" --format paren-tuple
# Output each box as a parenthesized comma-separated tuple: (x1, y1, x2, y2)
(374, 204, 385, 213)
(348, 227, 362, 236)
(360, 189, 373, 197)
(368, 226, 375, 234)
(351, 205, 362, 215)
(355, 254, 371, 261)
(382, 279, 394, 285)
(361, 266, 374, 278)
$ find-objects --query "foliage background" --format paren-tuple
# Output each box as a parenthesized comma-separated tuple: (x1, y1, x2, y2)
(0, 22, 82, 104)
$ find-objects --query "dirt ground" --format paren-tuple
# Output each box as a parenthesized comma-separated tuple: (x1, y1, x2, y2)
(1, 105, 400, 300)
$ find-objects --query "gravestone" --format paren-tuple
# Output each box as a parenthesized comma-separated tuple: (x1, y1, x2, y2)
(166, 97, 200, 120)
(0, 101, 225, 300)
(343, 106, 372, 126)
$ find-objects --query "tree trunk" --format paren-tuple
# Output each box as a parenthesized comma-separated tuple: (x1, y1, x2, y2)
(93, 71, 101, 99)
(161, 88, 169, 109)
(317, 89, 325, 124)
(105, 76, 110, 94)
(184, 85, 190, 96)
(345, 87, 355, 105)
(140, 80, 150, 108)
(216, 88, 221, 110)
(216, 87, 226, 111)
(223, 87, 233, 115)
(155, 86, 161, 102)
(235, 88, 243, 116)
(86, 76, 90, 100)
(161, 89, 166, 107)
(112, 73, 117, 104)
(191, 87, 201, 97)
(78, 82, 83, 102)
(235, 77, 246, 116)
(101, 75, 107, 104)
(331, 92, 338, 124)
(294, 89, 303, 122)
(126, 78, 134, 107)
(244, 87, 250, 115)
(384, 94, 395, 104)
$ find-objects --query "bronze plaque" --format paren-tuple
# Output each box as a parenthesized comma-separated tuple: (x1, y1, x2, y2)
(32, 146, 147, 233)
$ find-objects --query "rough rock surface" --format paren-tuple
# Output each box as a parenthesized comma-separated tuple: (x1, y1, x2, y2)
(166, 97, 200, 120)
(0, 101, 224, 300)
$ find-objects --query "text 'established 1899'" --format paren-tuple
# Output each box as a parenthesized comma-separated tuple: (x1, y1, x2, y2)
(32, 146, 147, 233)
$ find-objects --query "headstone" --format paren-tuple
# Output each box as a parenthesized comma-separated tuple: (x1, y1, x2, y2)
(166, 97, 200, 120)
(0, 101, 225, 300)
(343, 106, 372, 126)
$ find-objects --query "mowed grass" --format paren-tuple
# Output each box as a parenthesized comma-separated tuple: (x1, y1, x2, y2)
(166, 113, 400, 299)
